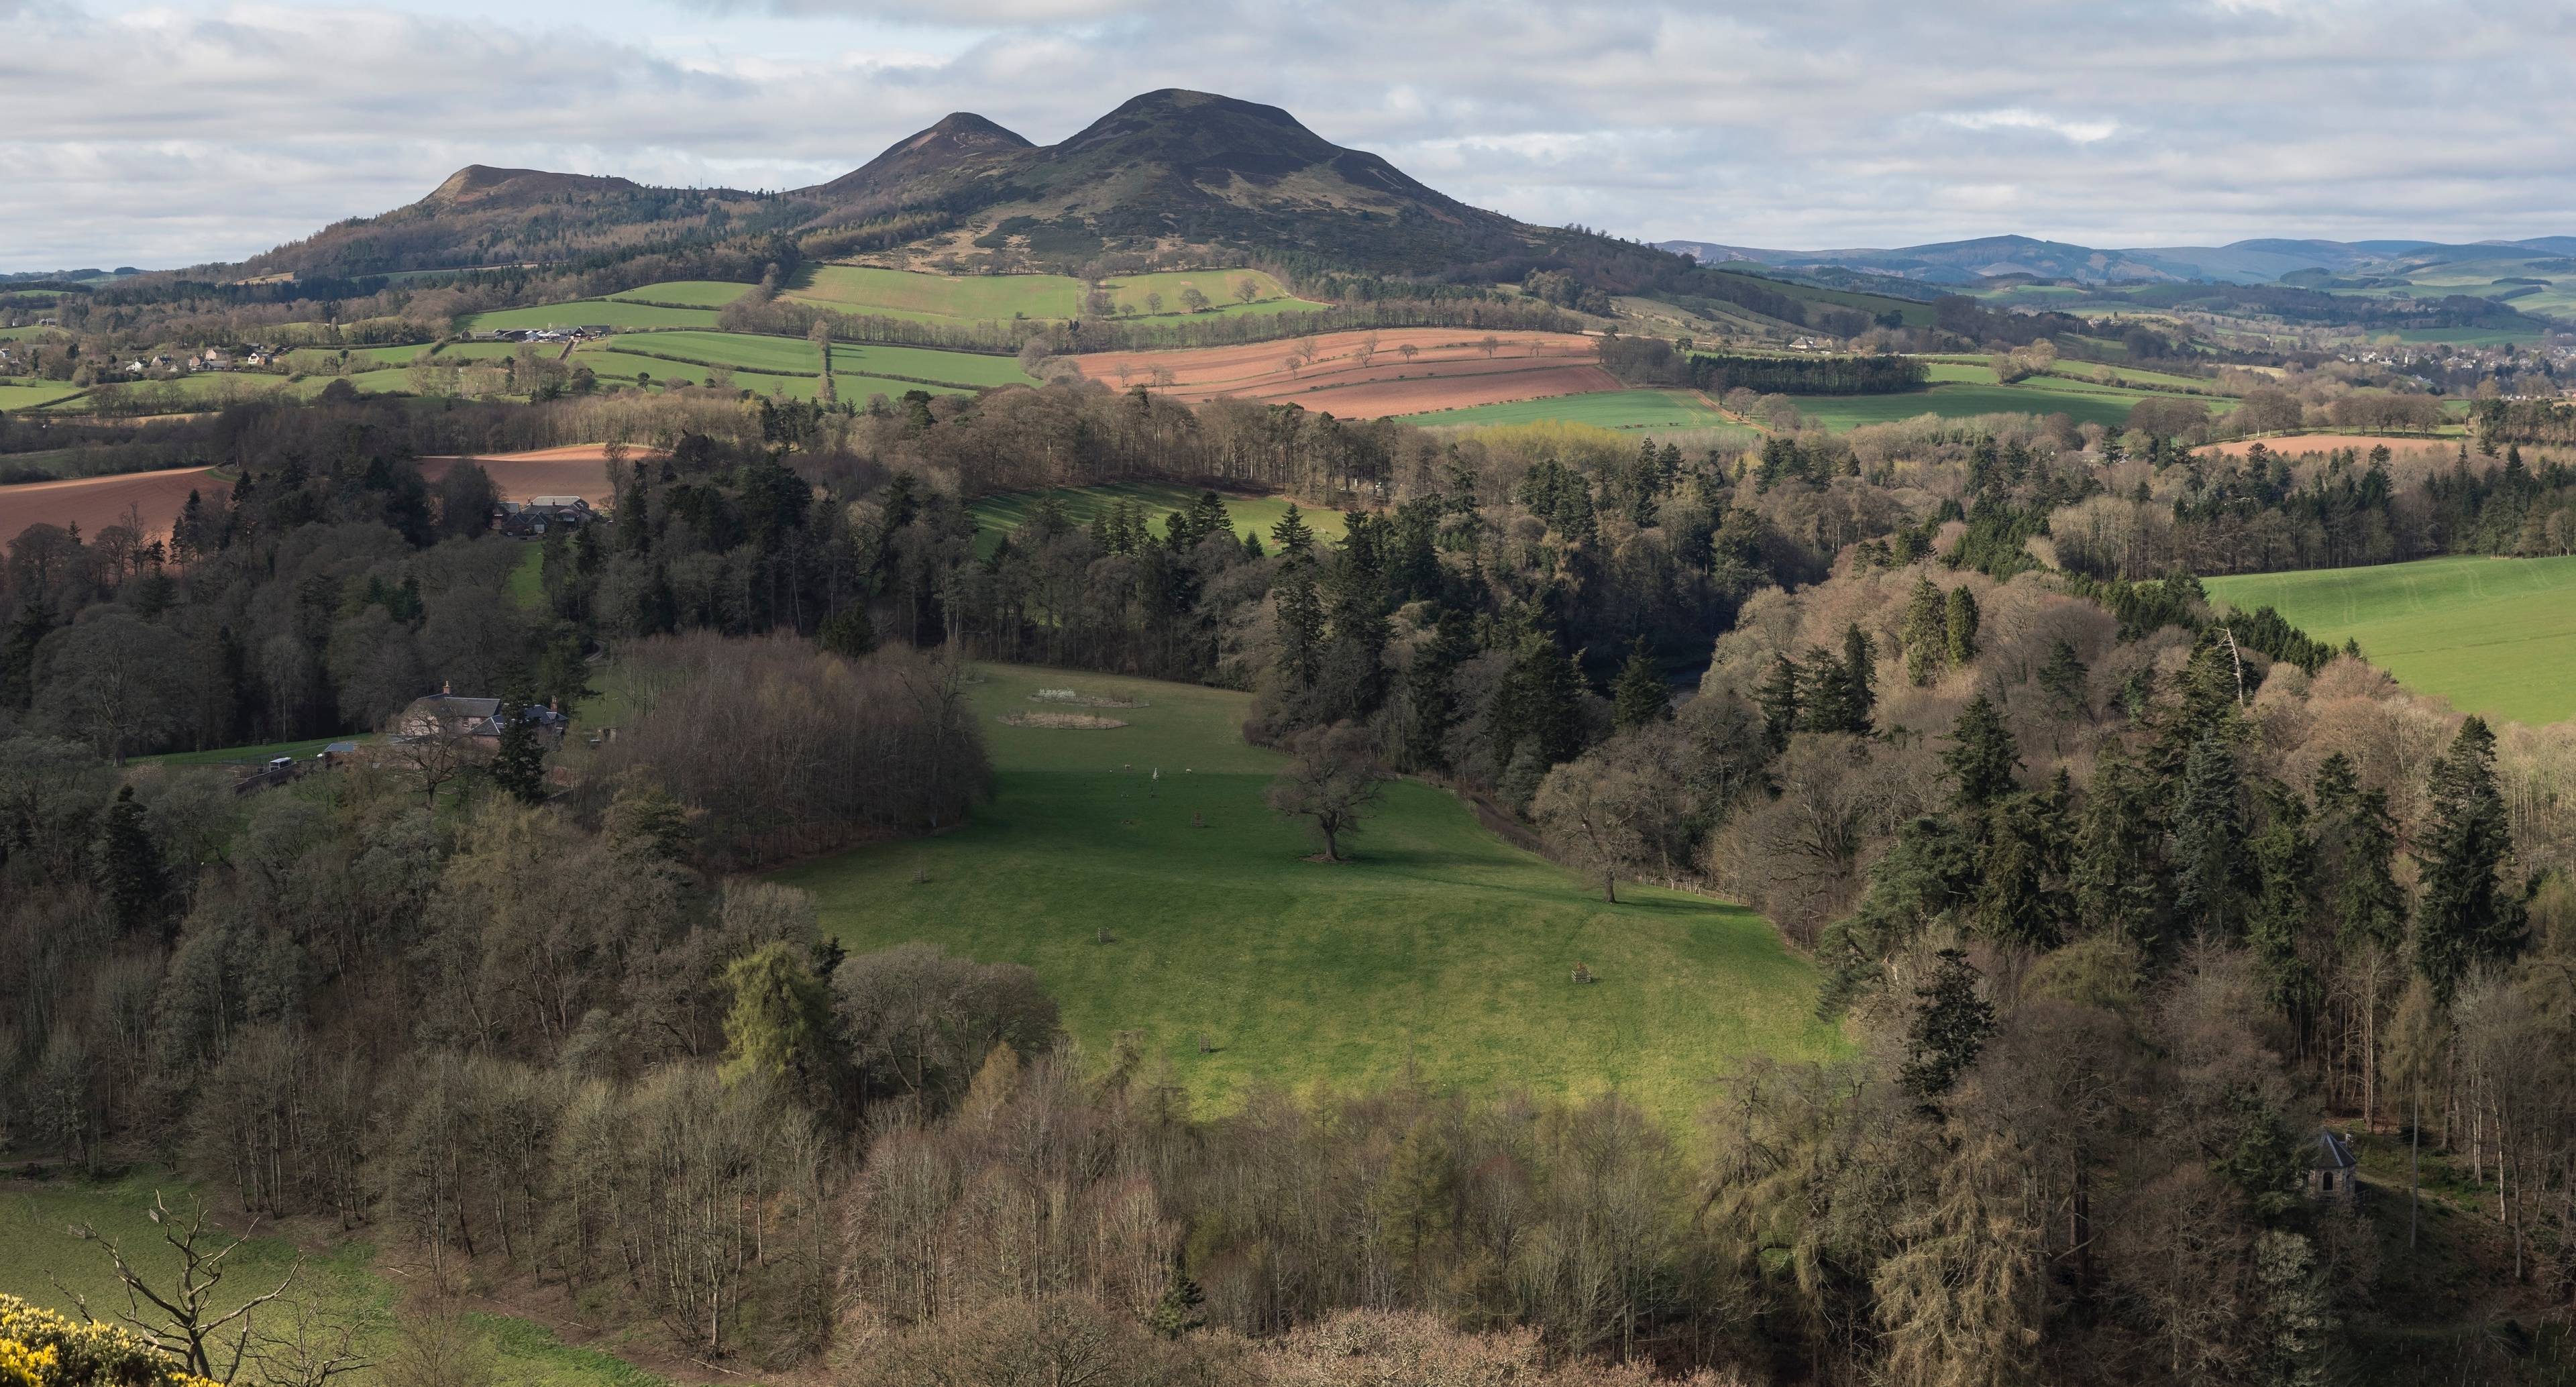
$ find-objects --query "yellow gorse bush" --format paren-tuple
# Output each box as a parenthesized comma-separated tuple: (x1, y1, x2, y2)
(0, 1296, 220, 1387)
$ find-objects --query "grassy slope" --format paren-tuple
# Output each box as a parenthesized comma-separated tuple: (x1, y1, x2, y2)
(1399, 389, 1756, 439)
(784, 266, 1318, 323)
(2206, 555, 2576, 726)
(606, 280, 753, 308)
(460, 302, 719, 332)
(1, 1174, 657, 1387)
(1790, 375, 2235, 432)
(774, 664, 1842, 1121)
(966, 481, 1352, 558)
(0, 381, 86, 410)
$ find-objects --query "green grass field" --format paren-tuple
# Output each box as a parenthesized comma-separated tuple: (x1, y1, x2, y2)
(1399, 388, 1757, 438)
(784, 266, 1318, 323)
(1789, 375, 2236, 432)
(459, 301, 720, 333)
(0, 380, 85, 410)
(593, 331, 1032, 389)
(773, 664, 1842, 1121)
(1, 1173, 662, 1387)
(606, 280, 753, 308)
(138, 735, 357, 766)
(966, 482, 1352, 557)
(2206, 555, 2576, 726)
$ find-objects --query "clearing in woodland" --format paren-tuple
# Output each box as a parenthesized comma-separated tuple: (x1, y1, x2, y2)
(773, 663, 1841, 1122)
(2205, 554, 2576, 727)
(0, 1172, 665, 1387)
(1073, 328, 1611, 419)
(966, 481, 1352, 557)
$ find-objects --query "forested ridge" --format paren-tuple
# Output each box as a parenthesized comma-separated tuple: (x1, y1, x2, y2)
(7, 370, 2576, 1384)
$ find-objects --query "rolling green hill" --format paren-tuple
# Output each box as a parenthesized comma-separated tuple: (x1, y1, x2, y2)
(1398, 388, 1754, 435)
(2206, 555, 2576, 726)
(773, 663, 1842, 1121)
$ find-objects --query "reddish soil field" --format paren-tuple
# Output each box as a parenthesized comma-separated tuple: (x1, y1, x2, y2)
(418, 445, 653, 506)
(0, 466, 228, 546)
(1073, 329, 1610, 419)
(2199, 433, 2459, 458)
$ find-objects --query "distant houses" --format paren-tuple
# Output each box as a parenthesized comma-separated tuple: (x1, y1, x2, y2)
(494, 496, 598, 539)
(392, 685, 568, 746)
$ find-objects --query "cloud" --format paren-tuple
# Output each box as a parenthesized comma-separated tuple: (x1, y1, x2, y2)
(1, 0, 2571, 272)
(1938, 109, 2121, 145)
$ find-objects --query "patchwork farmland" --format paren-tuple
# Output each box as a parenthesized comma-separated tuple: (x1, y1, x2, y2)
(1073, 327, 1611, 418)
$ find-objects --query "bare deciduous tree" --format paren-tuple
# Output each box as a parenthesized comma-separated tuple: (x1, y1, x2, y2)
(1266, 722, 1386, 863)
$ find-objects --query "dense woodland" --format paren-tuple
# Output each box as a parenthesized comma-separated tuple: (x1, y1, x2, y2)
(9, 372, 2576, 1384)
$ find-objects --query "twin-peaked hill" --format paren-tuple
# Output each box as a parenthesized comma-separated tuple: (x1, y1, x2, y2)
(222, 89, 1677, 288)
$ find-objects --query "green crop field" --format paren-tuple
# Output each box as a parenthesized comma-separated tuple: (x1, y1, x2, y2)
(784, 265, 1316, 323)
(593, 332, 1033, 388)
(612, 329, 820, 375)
(832, 341, 1034, 387)
(773, 663, 1842, 1121)
(1, 1173, 662, 1387)
(1399, 388, 1755, 437)
(460, 300, 720, 332)
(606, 280, 754, 308)
(2206, 555, 2576, 726)
(967, 481, 1353, 557)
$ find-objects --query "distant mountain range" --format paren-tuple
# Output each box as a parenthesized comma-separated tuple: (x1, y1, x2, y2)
(1657, 233, 2576, 287)
(223, 89, 1652, 286)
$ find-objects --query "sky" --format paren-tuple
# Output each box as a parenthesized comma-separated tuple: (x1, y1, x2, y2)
(3, 0, 2573, 273)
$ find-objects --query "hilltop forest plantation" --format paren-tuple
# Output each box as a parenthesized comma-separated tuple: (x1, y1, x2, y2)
(6, 369, 2576, 1386)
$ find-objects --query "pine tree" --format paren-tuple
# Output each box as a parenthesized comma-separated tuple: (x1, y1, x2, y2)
(1401, 611, 1470, 772)
(1944, 585, 1981, 666)
(1273, 561, 1325, 689)
(1611, 635, 1669, 730)
(2414, 716, 2526, 999)
(2073, 753, 2169, 956)
(1756, 653, 1801, 751)
(1974, 785, 2070, 949)
(1271, 503, 1315, 559)
(2312, 753, 2406, 954)
(819, 604, 876, 659)
(2037, 638, 2089, 721)
(2247, 781, 2323, 1042)
(1943, 694, 2021, 810)
(1841, 622, 1877, 734)
(1901, 577, 1949, 685)
(95, 785, 166, 938)
(2171, 727, 2247, 938)
(1901, 948, 1995, 1111)
(718, 941, 835, 1096)
(491, 696, 547, 806)
(1145, 1259, 1207, 1339)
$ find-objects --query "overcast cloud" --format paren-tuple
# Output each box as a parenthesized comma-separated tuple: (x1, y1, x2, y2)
(4, 0, 2572, 272)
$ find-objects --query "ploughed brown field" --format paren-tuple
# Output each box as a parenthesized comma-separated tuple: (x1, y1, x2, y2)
(1072, 328, 1614, 419)
(0, 465, 228, 545)
(2198, 433, 2458, 458)
(418, 444, 654, 506)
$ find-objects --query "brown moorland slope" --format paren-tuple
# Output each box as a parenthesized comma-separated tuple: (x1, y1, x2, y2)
(1072, 328, 1612, 419)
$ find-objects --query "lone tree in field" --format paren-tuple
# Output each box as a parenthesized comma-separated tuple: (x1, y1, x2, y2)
(1531, 753, 1652, 903)
(1266, 722, 1385, 863)
(1234, 276, 1260, 304)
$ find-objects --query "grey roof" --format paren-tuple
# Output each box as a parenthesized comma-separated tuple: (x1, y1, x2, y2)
(415, 695, 502, 719)
(2310, 1130, 2357, 1171)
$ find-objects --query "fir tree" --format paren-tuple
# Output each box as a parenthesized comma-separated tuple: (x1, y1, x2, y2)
(1841, 622, 1877, 734)
(2171, 727, 2247, 938)
(1944, 585, 1981, 666)
(2073, 754, 2169, 957)
(491, 694, 547, 806)
(2037, 638, 2089, 722)
(1901, 577, 1949, 685)
(1756, 654, 1801, 751)
(2414, 716, 2526, 999)
(2312, 754, 2406, 954)
(1943, 694, 2021, 810)
(1975, 784, 2071, 949)
(1145, 1259, 1207, 1339)
(1901, 947, 1995, 1112)
(2247, 781, 2322, 1043)
(1401, 611, 1470, 772)
(1271, 503, 1315, 559)
(1273, 561, 1325, 689)
(1611, 635, 1670, 730)
(819, 604, 876, 659)
(94, 785, 166, 938)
